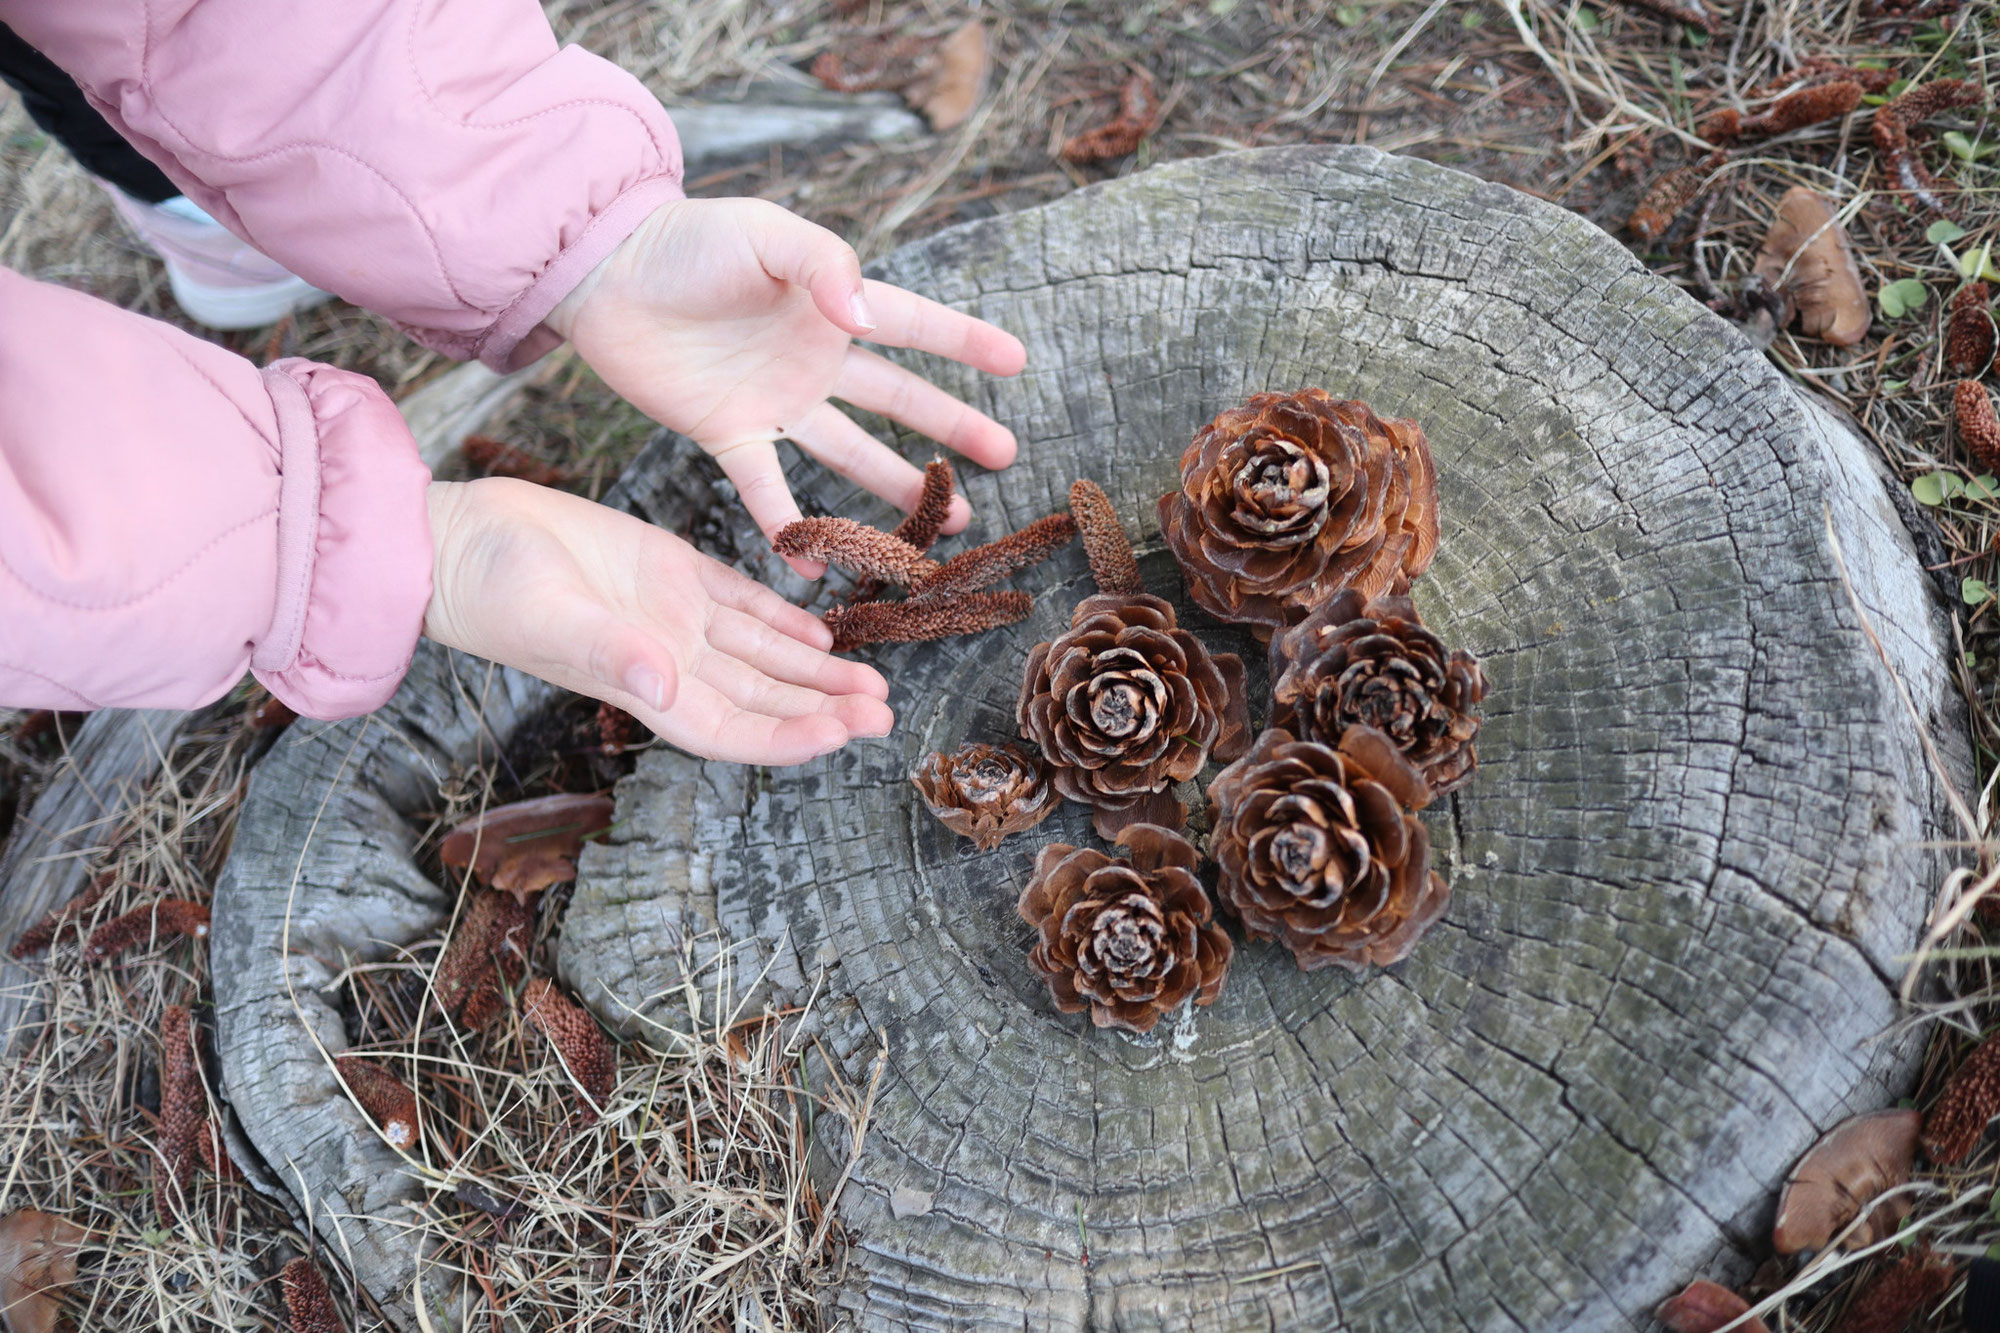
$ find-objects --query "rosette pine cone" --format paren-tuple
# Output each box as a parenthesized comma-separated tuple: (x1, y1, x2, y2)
(1208, 726, 1447, 973)
(911, 743, 1058, 851)
(1017, 593, 1250, 838)
(1270, 589, 1486, 796)
(1017, 824, 1232, 1033)
(1158, 389, 1439, 633)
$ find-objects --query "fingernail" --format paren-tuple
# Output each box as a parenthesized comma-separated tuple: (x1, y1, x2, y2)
(816, 737, 848, 758)
(849, 292, 877, 331)
(624, 666, 666, 711)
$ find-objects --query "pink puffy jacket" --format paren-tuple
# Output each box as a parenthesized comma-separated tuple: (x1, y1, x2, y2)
(0, 0, 684, 715)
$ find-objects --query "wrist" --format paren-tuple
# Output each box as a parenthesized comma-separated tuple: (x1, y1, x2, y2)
(422, 480, 472, 647)
(544, 197, 682, 342)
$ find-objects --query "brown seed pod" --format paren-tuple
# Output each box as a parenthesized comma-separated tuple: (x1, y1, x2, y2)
(1017, 824, 1232, 1034)
(9, 873, 111, 958)
(910, 513, 1077, 598)
(1208, 727, 1446, 973)
(83, 899, 209, 962)
(1269, 589, 1487, 797)
(281, 1257, 345, 1333)
(1629, 152, 1728, 243)
(1069, 479, 1143, 595)
(157, 1006, 204, 1197)
(1833, 1246, 1957, 1333)
(1017, 592, 1251, 839)
(1157, 389, 1439, 634)
(1958, 380, 2000, 475)
(910, 743, 1059, 851)
(1923, 1028, 2000, 1163)
(825, 590, 1032, 647)
(1702, 82, 1862, 143)
(1872, 79, 1987, 215)
(435, 890, 535, 1029)
(773, 516, 941, 588)
(522, 977, 616, 1117)
(1944, 282, 1995, 379)
(334, 1057, 420, 1150)
(1059, 74, 1161, 164)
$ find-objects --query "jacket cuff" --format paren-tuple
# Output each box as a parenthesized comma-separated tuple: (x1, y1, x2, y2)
(252, 360, 432, 717)
(474, 176, 685, 372)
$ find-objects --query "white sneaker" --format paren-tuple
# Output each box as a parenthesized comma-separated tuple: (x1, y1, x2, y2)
(106, 190, 333, 330)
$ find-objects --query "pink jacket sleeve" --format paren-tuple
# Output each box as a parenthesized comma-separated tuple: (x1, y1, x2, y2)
(0, 270, 431, 717)
(0, 0, 685, 371)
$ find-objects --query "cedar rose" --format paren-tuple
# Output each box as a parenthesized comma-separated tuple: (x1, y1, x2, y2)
(910, 743, 1059, 851)
(1016, 592, 1249, 839)
(1269, 589, 1486, 796)
(1158, 389, 1439, 632)
(1017, 824, 1232, 1033)
(1207, 726, 1447, 972)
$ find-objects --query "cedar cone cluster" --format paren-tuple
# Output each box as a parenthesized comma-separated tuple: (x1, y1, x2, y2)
(1157, 389, 1439, 634)
(1208, 728, 1448, 972)
(1270, 590, 1487, 797)
(1017, 592, 1251, 839)
(897, 393, 1481, 1029)
(910, 743, 1058, 851)
(1018, 825, 1231, 1033)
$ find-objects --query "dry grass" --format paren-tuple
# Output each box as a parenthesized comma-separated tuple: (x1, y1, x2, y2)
(3, 0, 2000, 1328)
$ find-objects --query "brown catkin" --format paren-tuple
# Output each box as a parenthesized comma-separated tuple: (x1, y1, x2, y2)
(522, 977, 616, 1117)
(281, 1258, 344, 1333)
(83, 899, 209, 962)
(773, 516, 941, 587)
(1958, 380, 2000, 476)
(1070, 480, 1144, 595)
(158, 1006, 204, 1194)
(1060, 75, 1161, 163)
(825, 591, 1033, 646)
(1704, 82, 1862, 142)
(1945, 282, 1996, 378)
(1924, 1027, 2000, 1162)
(1629, 153, 1727, 242)
(334, 1057, 420, 1150)
(10, 873, 111, 957)
(1834, 1247, 1956, 1333)
(893, 458, 955, 554)
(911, 513, 1078, 598)
(434, 890, 534, 1024)
(1873, 79, 1987, 215)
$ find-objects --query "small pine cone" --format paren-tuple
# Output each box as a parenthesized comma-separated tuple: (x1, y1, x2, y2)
(334, 1057, 420, 1149)
(910, 743, 1058, 851)
(522, 976, 615, 1116)
(911, 513, 1077, 597)
(281, 1257, 344, 1333)
(1835, 1247, 1957, 1333)
(1069, 479, 1143, 595)
(825, 591, 1032, 647)
(1923, 1028, 2000, 1163)
(773, 517, 940, 587)
(158, 1005, 205, 1193)
(1945, 282, 1995, 378)
(10, 874, 110, 957)
(1958, 381, 2000, 475)
(84, 899, 209, 962)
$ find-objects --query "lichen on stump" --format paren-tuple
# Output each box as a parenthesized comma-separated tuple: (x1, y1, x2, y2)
(218, 146, 1967, 1330)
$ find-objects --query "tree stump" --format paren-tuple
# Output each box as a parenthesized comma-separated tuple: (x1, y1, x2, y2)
(213, 145, 1969, 1330)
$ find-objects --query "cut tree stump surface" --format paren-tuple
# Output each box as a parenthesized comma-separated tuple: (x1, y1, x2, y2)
(212, 146, 1968, 1331)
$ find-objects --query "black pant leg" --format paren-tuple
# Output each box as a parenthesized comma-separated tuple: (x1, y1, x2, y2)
(0, 21, 177, 203)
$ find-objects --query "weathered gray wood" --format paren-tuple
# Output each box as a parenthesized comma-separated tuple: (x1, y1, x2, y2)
(210, 143, 1970, 1330)
(0, 709, 183, 1052)
(667, 82, 924, 173)
(561, 147, 1971, 1330)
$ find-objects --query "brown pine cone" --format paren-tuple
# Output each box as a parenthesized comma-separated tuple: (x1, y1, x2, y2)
(910, 743, 1059, 851)
(1158, 389, 1439, 633)
(1208, 727, 1446, 973)
(1269, 590, 1487, 797)
(1016, 592, 1250, 839)
(1017, 824, 1232, 1034)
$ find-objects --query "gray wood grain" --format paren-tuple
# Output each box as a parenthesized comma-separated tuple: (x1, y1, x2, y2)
(211, 144, 1969, 1330)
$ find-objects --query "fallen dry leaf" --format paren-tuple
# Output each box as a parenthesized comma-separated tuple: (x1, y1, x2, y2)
(1656, 1279, 1771, 1333)
(811, 22, 987, 132)
(1772, 1108, 1920, 1253)
(1752, 187, 1869, 346)
(0, 1210, 86, 1333)
(912, 21, 987, 131)
(439, 793, 614, 902)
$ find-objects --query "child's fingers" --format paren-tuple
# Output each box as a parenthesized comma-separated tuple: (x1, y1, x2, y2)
(655, 676, 854, 766)
(788, 404, 973, 535)
(689, 647, 894, 734)
(696, 557, 840, 653)
(707, 438, 824, 578)
(836, 347, 1019, 471)
(704, 605, 889, 701)
(743, 202, 876, 335)
(857, 280, 1027, 376)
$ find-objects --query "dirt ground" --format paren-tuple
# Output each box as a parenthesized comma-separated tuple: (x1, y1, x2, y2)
(1, 1, 1997, 1328)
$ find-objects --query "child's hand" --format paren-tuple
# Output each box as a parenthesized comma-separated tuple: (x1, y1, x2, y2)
(546, 198, 1027, 575)
(421, 479, 893, 765)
